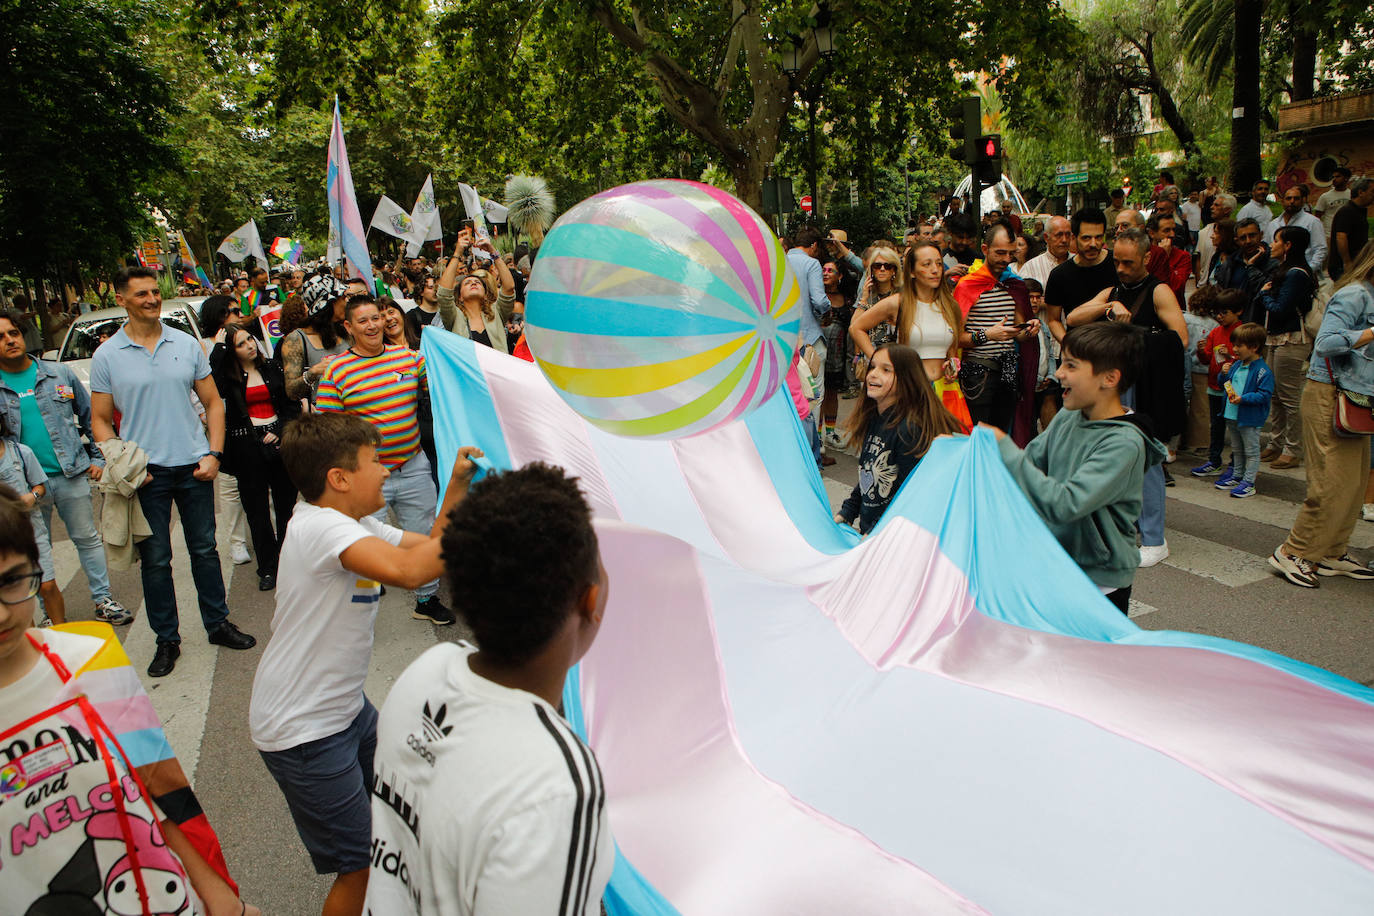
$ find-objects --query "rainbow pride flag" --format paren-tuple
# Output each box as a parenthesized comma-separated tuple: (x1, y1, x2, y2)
(270, 236, 304, 264)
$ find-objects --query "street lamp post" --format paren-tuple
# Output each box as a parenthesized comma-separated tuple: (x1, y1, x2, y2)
(781, 8, 837, 227)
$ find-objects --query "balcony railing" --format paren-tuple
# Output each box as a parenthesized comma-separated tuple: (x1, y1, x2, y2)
(1278, 90, 1374, 132)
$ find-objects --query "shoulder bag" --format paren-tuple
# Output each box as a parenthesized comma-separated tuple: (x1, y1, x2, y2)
(1326, 358, 1374, 437)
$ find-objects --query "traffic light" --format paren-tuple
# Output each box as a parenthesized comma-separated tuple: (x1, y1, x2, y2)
(947, 97, 981, 164)
(974, 133, 1002, 185)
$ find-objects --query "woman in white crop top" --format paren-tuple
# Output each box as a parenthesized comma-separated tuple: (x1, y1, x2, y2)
(851, 241, 963, 383)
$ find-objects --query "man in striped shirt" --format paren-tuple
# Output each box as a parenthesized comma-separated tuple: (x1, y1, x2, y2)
(317, 295, 454, 624)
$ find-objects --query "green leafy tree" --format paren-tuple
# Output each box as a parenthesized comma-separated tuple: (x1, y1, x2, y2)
(0, 0, 175, 279)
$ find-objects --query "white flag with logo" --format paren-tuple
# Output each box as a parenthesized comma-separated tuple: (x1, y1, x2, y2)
(482, 198, 509, 224)
(370, 195, 424, 244)
(217, 219, 268, 267)
(406, 174, 443, 257)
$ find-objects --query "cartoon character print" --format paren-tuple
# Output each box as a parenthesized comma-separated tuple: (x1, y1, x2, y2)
(858, 437, 900, 502)
(28, 810, 191, 916)
(86, 811, 190, 916)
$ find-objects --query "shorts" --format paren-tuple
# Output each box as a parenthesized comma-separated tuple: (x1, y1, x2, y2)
(1033, 381, 1063, 414)
(258, 699, 378, 875)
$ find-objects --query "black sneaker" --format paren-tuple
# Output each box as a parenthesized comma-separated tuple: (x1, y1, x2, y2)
(147, 642, 180, 678)
(258, 574, 276, 591)
(207, 621, 257, 650)
(413, 596, 455, 625)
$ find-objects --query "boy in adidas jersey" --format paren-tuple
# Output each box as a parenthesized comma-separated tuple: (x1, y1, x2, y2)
(250, 413, 481, 916)
(367, 463, 614, 916)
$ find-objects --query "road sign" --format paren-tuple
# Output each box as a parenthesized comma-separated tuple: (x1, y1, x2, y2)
(1054, 161, 1089, 186)
(800, 195, 813, 214)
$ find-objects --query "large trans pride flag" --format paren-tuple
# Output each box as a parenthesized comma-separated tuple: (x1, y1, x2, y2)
(422, 329, 1374, 914)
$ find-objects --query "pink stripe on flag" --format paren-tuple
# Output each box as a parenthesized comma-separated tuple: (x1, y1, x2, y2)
(582, 520, 986, 914)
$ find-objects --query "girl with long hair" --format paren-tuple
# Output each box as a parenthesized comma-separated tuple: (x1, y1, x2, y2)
(835, 344, 964, 535)
(850, 241, 972, 430)
(1255, 225, 1316, 469)
(212, 326, 301, 590)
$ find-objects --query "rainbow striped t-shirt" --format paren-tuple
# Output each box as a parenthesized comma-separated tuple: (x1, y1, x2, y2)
(315, 346, 426, 468)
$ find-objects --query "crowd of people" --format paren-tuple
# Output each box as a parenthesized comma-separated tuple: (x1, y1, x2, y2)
(782, 171, 1374, 595)
(0, 168, 1371, 915)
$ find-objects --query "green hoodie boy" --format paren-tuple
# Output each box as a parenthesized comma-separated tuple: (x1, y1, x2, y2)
(993, 322, 1168, 594)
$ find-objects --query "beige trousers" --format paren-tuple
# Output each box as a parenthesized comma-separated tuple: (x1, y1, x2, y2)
(1263, 340, 1311, 459)
(1283, 381, 1371, 562)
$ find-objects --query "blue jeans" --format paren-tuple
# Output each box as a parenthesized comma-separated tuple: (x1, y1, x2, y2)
(136, 464, 230, 645)
(1228, 420, 1262, 483)
(38, 473, 111, 602)
(1122, 385, 1167, 547)
(370, 452, 439, 599)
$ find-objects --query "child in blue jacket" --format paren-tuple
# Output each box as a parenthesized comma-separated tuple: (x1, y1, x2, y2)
(1215, 322, 1275, 498)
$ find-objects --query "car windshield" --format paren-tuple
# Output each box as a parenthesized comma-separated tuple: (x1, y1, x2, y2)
(61, 313, 198, 361)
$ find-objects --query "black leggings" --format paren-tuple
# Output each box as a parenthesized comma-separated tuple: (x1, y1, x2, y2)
(235, 448, 298, 578)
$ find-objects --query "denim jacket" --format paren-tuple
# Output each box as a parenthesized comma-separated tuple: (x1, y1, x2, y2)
(1308, 280, 1374, 396)
(0, 358, 103, 478)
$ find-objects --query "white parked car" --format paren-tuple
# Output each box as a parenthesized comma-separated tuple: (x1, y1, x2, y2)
(44, 298, 207, 386)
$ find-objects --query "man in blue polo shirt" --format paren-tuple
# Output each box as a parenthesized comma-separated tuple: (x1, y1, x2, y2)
(90, 266, 256, 677)
(0, 309, 131, 625)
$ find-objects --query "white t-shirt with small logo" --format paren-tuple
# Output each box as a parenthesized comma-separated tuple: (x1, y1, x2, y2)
(366, 643, 614, 916)
(250, 502, 403, 753)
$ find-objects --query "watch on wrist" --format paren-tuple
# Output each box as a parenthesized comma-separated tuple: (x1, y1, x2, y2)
(208, 450, 223, 462)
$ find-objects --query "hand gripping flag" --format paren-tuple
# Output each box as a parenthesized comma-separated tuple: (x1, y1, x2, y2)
(327, 98, 375, 288)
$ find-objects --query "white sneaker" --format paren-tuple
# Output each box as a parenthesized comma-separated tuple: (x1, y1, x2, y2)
(1363, 503, 1374, 522)
(822, 429, 845, 450)
(231, 543, 251, 565)
(1139, 542, 1169, 568)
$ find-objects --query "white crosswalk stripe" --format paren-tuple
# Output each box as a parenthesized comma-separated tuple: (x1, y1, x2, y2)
(1157, 530, 1277, 587)
(1168, 473, 1374, 549)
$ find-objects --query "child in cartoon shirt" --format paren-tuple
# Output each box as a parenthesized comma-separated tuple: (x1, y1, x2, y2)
(836, 345, 964, 534)
(0, 484, 255, 915)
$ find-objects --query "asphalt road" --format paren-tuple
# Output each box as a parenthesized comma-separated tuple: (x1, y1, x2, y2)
(39, 412, 1374, 915)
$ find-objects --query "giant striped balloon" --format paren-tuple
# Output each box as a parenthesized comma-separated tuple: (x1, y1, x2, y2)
(524, 180, 801, 439)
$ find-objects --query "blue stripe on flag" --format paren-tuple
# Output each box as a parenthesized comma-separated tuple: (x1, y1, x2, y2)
(562, 666, 683, 916)
(421, 329, 513, 501)
(743, 390, 860, 556)
(879, 428, 1374, 703)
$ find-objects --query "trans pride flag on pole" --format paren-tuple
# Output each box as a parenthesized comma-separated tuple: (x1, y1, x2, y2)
(327, 97, 374, 289)
(417, 329, 1374, 915)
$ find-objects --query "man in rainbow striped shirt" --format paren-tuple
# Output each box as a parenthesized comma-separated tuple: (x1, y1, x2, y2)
(316, 294, 455, 625)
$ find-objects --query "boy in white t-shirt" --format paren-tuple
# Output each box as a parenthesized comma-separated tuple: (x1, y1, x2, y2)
(366, 463, 615, 916)
(250, 413, 481, 916)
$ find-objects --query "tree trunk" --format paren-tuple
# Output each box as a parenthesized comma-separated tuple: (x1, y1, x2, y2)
(1229, 0, 1263, 192)
(730, 156, 767, 213)
(1291, 21, 1318, 101)
(1135, 34, 1204, 186)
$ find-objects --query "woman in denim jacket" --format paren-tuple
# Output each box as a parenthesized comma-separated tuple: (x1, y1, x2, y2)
(1270, 244, 1374, 587)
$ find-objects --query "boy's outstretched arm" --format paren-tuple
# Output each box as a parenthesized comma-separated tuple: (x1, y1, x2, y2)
(339, 447, 484, 589)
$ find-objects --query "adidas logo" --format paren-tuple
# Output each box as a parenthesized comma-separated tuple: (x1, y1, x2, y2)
(421, 701, 453, 742)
